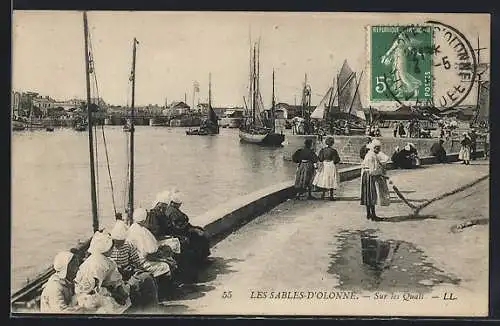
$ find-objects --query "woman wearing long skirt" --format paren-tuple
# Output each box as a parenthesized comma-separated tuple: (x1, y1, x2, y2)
(360, 139, 390, 221)
(292, 139, 319, 199)
(459, 132, 472, 165)
(312, 137, 341, 200)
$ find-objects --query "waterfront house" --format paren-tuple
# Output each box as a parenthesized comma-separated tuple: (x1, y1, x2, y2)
(274, 102, 316, 120)
(167, 101, 191, 115)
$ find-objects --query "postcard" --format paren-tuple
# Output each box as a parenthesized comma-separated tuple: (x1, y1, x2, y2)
(11, 11, 490, 316)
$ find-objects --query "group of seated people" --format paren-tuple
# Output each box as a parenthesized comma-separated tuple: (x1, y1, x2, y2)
(391, 143, 421, 169)
(391, 139, 448, 168)
(40, 189, 211, 314)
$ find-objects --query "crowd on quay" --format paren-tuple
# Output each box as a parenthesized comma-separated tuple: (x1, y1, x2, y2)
(291, 127, 484, 220)
(40, 189, 211, 314)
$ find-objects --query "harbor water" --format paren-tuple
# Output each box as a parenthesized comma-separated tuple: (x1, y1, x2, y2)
(11, 126, 300, 292)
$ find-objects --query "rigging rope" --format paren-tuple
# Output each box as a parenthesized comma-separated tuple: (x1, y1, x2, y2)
(93, 124, 100, 216)
(101, 124, 117, 216)
(88, 26, 119, 218)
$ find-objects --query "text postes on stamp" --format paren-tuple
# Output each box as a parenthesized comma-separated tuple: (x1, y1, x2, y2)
(370, 25, 434, 104)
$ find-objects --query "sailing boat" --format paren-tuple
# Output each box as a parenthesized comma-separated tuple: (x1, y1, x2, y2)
(310, 60, 366, 135)
(10, 11, 102, 311)
(186, 73, 219, 136)
(471, 37, 489, 130)
(239, 41, 284, 146)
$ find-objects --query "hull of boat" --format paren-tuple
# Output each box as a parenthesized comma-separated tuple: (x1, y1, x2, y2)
(186, 129, 218, 136)
(220, 118, 244, 129)
(239, 130, 285, 147)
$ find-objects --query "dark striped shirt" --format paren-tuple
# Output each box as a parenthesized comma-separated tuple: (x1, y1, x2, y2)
(109, 242, 143, 270)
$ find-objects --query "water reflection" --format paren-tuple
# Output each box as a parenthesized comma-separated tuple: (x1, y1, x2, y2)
(329, 230, 460, 292)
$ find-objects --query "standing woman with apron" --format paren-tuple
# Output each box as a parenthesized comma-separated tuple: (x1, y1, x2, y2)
(292, 139, 319, 200)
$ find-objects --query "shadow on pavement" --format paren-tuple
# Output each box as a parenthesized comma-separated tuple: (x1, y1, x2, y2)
(161, 256, 242, 304)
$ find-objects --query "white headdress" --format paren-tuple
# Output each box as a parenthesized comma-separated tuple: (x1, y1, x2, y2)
(370, 139, 382, 149)
(53, 251, 74, 279)
(169, 189, 183, 204)
(110, 219, 129, 240)
(88, 231, 113, 255)
(133, 207, 148, 223)
(153, 190, 171, 207)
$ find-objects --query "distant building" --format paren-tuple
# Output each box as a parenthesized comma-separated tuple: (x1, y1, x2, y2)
(11, 91, 21, 117)
(274, 102, 315, 119)
(166, 101, 191, 115)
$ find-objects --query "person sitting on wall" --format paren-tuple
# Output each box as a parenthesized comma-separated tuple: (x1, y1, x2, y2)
(430, 138, 447, 163)
(109, 220, 160, 309)
(40, 251, 83, 313)
(73, 231, 131, 313)
(391, 143, 420, 169)
(148, 190, 211, 281)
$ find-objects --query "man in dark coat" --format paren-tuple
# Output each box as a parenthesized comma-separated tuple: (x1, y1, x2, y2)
(430, 139, 447, 163)
(359, 137, 372, 160)
(469, 129, 477, 160)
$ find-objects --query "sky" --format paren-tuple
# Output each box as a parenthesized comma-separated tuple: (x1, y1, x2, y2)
(12, 11, 490, 108)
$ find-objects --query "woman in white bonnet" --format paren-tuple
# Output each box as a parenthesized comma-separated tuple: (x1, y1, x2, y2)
(73, 231, 130, 312)
(148, 188, 211, 282)
(360, 139, 390, 221)
(40, 251, 82, 313)
(127, 208, 177, 275)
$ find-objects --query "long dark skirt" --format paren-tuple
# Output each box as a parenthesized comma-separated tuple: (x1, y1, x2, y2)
(128, 272, 159, 308)
(360, 171, 390, 206)
(360, 170, 377, 206)
(294, 162, 315, 190)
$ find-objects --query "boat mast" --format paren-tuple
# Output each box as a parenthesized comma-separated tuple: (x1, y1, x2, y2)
(83, 11, 99, 232)
(347, 70, 364, 123)
(301, 73, 307, 119)
(127, 37, 138, 225)
(252, 44, 256, 125)
(473, 36, 487, 127)
(271, 69, 276, 132)
(208, 73, 212, 112)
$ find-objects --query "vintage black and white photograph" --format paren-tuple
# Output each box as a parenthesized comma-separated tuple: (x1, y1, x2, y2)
(10, 11, 490, 316)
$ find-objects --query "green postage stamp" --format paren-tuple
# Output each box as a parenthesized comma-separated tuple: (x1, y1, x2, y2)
(370, 25, 433, 103)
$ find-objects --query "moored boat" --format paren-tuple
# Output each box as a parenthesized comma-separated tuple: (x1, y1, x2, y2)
(309, 60, 367, 136)
(238, 41, 284, 147)
(186, 73, 219, 136)
(239, 128, 284, 146)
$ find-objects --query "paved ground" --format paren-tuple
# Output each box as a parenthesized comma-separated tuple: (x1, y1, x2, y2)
(150, 160, 489, 316)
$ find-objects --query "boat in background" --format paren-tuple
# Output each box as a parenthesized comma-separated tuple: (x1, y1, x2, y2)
(186, 73, 219, 136)
(220, 110, 244, 128)
(239, 40, 284, 147)
(12, 120, 26, 131)
(74, 122, 87, 132)
(310, 60, 366, 135)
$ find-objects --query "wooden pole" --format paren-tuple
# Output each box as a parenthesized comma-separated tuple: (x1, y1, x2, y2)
(271, 69, 276, 132)
(83, 11, 99, 232)
(252, 44, 256, 125)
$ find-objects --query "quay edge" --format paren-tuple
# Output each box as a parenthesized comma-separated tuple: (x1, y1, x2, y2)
(282, 134, 486, 164)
